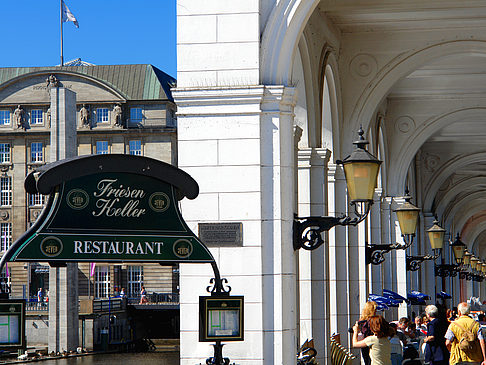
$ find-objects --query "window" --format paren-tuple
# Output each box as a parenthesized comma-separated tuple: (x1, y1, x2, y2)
(0, 111, 10, 126)
(128, 266, 143, 297)
(0, 144, 10, 164)
(0, 177, 11, 206)
(31, 110, 43, 125)
(128, 140, 142, 156)
(96, 141, 109, 155)
(0, 267, 8, 293)
(94, 266, 110, 298)
(31, 142, 43, 163)
(130, 108, 143, 124)
(96, 108, 109, 123)
(29, 193, 45, 206)
(0, 223, 11, 252)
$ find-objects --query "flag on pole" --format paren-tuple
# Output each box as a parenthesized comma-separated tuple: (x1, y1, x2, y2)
(62, 0, 79, 28)
(90, 262, 96, 277)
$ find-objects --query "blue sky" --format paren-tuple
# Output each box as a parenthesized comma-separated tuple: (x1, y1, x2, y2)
(0, 0, 177, 77)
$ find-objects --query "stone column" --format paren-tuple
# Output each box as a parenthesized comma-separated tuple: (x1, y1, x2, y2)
(370, 189, 383, 295)
(174, 85, 298, 365)
(381, 197, 396, 319)
(48, 87, 79, 353)
(422, 213, 436, 302)
(296, 147, 331, 365)
(260, 86, 298, 365)
(328, 164, 351, 344)
(391, 197, 409, 318)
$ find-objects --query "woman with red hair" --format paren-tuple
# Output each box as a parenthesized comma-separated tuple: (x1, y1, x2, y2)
(353, 315, 393, 365)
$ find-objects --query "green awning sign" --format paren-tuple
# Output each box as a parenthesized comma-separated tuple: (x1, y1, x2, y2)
(1, 155, 214, 265)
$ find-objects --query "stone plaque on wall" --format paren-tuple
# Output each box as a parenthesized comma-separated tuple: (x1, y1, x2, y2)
(198, 223, 243, 247)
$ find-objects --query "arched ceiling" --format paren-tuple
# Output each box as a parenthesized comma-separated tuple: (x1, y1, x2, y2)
(315, 0, 486, 251)
(389, 54, 486, 250)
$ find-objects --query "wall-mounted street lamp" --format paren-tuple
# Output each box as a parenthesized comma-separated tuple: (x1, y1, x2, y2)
(406, 219, 444, 271)
(366, 191, 420, 265)
(461, 255, 485, 282)
(435, 233, 466, 278)
(293, 127, 381, 250)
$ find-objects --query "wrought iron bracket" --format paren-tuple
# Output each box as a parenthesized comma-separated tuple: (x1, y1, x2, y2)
(435, 264, 460, 278)
(366, 244, 395, 265)
(366, 235, 415, 265)
(459, 271, 473, 281)
(293, 202, 371, 251)
(406, 250, 441, 271)
(473, 274, 484, 282)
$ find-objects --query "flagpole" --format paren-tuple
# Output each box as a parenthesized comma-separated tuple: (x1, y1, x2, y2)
(60, 0, 64, 66)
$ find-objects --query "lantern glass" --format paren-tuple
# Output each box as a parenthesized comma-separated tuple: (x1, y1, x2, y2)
(451, 235, 466, 263)
(427, 222, 445, 250)
(395, 202, 420, 236)
(463, 252, 471, 266)
(343, 162, 380, 202)
(471, 259, 479, 271)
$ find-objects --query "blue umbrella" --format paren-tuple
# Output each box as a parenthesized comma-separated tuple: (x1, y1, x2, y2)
(383, 289, 408, 303)
(375, 302, 389, 311)
(408, 290, 430, 300)
(437, 291, 452, 299)
(369, 294, 401, 307)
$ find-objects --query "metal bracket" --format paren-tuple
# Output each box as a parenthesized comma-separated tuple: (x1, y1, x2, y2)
(293, 202, 371, 251)
(435, 264, 460, 277)
(366, 235, 415, 265)
(406, 250, 441, 271)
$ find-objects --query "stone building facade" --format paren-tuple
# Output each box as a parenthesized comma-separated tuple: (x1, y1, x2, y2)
(0, 64, 178, 303)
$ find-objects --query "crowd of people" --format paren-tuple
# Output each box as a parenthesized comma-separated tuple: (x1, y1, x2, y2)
(352, 301, 486, 365)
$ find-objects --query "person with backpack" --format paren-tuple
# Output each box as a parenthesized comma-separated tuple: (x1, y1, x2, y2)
(445, 302, 486, 365)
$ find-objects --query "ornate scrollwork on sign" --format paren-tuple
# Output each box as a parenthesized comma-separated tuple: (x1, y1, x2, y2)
(350, 54, 378, 79)
(206, 277, 231, 295)
(395, 116, 415, 134)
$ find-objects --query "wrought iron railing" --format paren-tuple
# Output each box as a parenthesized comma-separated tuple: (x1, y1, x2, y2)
(127, 292, 179, 304)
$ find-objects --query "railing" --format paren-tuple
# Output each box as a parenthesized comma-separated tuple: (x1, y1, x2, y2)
(26, 301, 48, 312)
(127, 292, 179, 305)
(330, 336, 356, 365)
(93, 298, 125, 312)
(19, 292, 179, 312)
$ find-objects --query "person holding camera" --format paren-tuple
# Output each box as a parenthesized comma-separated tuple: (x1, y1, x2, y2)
(354, 301, 378, 365)
(353, 315, 393, 365)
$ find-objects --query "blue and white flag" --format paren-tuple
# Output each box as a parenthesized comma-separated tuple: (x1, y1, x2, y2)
(62, 0, 79, 28)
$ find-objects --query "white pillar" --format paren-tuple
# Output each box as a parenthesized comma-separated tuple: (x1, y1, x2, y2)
(422, 214, 436, 302)
(328, 164, 351, 345)
(174, 85, 298, 365)
(296, 147, 331, 364)
(391, 197, 409, 318)
(370, 189, 383, 295)
(260, 86, 298, 365)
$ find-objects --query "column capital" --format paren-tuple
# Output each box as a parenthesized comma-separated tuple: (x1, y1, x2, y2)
(327, 163, 344, 181)
(261, 85, 297, 114)
(297, 148, 331, 167)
